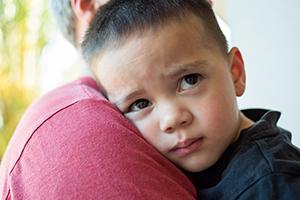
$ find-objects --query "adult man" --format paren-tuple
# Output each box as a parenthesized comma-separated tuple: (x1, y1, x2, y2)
(0, 0, 196, 199)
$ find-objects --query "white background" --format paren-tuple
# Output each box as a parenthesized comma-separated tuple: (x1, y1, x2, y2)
(220, 0, 300, 147)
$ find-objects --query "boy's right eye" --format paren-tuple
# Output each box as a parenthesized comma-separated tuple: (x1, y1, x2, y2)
(127, 99, 151, 113)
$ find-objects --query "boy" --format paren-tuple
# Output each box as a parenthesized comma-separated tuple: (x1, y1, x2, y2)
(82, 0, 300, 199)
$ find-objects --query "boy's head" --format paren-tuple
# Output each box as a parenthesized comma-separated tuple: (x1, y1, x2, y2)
(82, 0, 252, 172)
(82, 0, 227, 61)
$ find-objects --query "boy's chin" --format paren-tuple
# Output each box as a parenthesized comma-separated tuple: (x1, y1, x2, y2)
(178, 155, 220, 173)
(179, 161, 211, 173)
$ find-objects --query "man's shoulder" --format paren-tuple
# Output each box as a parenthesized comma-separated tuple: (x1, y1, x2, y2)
(33, 76, 104, 113)
(19, 77, 103, 127)
(12, 77, 104, 138)
(0, 77, 111, 191)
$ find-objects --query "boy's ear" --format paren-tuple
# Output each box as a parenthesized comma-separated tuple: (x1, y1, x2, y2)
(71, 0, 98, 25)
(227, 47, 246, 97)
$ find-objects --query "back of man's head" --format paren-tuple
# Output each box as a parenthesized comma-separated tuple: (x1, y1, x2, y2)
(50, 0, 76, 45)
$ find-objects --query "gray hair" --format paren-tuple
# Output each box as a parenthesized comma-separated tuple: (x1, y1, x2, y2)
(50, 0, 77, 46)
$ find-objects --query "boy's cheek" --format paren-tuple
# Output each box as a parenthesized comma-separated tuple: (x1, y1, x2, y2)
(196, 97, 237, 126)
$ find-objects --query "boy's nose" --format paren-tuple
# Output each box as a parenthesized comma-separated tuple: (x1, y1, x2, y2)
(159, 105, 193, 133)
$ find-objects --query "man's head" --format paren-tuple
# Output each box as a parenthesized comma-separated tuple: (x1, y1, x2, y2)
(50, 0, 109, 47)
(82, 0, 251, 172)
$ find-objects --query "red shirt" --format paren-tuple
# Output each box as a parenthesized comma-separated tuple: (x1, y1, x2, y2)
(0, 77, 196, 200)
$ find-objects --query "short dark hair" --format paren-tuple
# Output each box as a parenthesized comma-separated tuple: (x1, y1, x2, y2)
(82, 0, 228, 64)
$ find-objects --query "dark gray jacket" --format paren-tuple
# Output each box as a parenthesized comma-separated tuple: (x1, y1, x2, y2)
(187, 109, 300, 200)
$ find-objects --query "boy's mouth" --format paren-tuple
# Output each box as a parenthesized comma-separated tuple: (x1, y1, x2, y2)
(170, 137, 204, 157)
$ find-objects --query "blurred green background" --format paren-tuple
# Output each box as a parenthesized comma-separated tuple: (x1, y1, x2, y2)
(0, 0, 52, 160)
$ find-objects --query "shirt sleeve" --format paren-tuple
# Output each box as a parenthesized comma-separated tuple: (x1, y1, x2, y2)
(5, 99, 196, 200)
(238, 172, 300, 200)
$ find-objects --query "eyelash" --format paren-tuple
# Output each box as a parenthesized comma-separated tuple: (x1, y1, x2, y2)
(125, 73, 203, 113)
(127, 99, 151, 113)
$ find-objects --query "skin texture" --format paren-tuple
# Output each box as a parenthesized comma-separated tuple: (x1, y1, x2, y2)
(92, 15, 253, 172)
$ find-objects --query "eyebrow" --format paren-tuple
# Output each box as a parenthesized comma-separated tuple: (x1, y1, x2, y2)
(162, 60, 208, 78)
(111, 60, 208, 107)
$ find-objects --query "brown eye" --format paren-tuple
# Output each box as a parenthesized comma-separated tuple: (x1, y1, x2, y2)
(180, 74, 202, 91)
(128, 99, 151, 112)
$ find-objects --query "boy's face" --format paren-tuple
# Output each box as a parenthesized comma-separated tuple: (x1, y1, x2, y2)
(93, 16, 248, 172)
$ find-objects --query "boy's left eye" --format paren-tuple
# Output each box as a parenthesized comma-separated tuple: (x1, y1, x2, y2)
(127, 99, 151, 113)
(179, 73, 202, 91)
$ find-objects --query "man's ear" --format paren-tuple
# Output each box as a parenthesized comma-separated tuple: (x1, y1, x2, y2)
(227, 47, 246, 97)
(71, 0, 97, 25)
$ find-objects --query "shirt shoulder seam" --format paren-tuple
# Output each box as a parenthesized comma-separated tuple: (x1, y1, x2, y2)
(8, 98, 103, 176)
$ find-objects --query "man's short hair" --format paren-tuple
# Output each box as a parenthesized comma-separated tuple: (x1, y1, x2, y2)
(50, 0, 76, 45)
(82, 0, 228, 64)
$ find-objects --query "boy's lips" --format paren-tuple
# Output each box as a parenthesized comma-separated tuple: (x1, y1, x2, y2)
(170, 137, 204, 157)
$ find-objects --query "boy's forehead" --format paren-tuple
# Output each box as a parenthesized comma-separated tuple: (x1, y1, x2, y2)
(96, 13, 210, 54)
(94, 18, 207, 69)
(93, 14, 223, 99)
